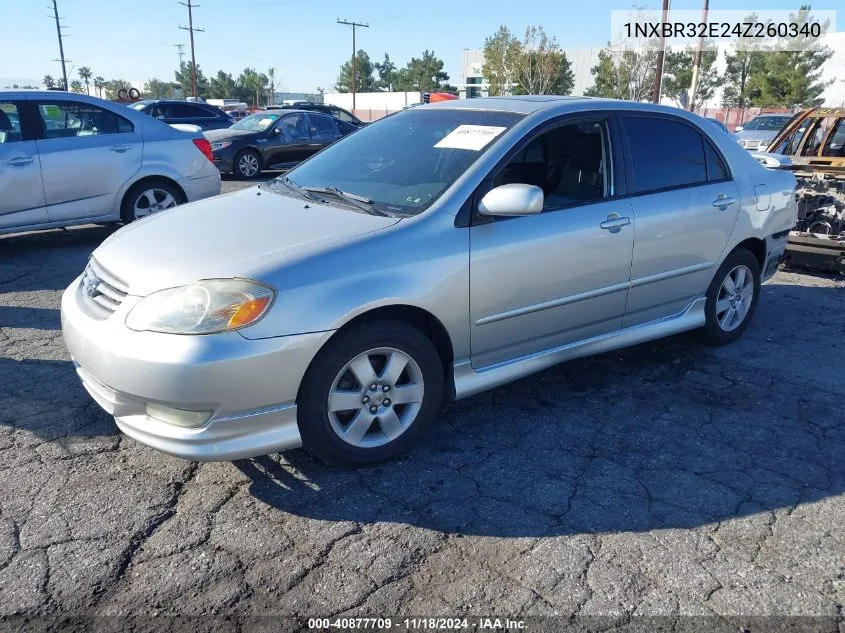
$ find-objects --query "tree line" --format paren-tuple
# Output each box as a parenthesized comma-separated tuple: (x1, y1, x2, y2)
(334, 50, 454, 94)
(481, 6, 833, 110)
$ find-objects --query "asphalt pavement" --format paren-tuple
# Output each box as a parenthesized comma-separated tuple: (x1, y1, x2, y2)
(0, 209, 843, 631)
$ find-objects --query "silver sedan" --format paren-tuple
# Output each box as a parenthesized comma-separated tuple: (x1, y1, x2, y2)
(61, 96, 798, 466)
(0, 90, 220, 235)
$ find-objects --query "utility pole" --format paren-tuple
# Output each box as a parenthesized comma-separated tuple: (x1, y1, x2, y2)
(50, 0, 69, 90)
(650, 0, 671, 103)
(174, 43, 186, 66)
(337, 19, 369, 112)
(178, 0, 204, 98)
(688, 0, 710, 112)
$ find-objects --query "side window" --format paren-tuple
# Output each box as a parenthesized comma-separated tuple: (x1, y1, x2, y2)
(492, 120, 608, 210)
(278, 114, 310, 143)
(332, 107, 355, 123)
(308, 114, 340, 142)
(36, 101, 133, 139)
(704, 141, 729, 182)
(623, 116, 707, 194)
(0, 102, 22, 144)
(822, 119, 845, 157)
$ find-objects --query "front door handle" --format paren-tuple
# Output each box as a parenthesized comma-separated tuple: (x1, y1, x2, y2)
(110, 144, 133, 153)
(600, 213, 631, 233)
(7, 156, 34, 166)
(712, 195, 737, 209)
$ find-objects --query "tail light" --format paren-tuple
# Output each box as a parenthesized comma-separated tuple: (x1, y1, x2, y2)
(192, 138, 214, 163)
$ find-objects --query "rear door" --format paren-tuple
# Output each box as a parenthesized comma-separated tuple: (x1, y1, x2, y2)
(0, 100, 48, 230)
(33, 99, 142, 222)
(306, 113, 341, 156)
(620, 114, 742, 326)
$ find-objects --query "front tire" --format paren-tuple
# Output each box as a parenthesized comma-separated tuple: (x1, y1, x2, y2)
(297, 321, 444, 467)
(697, 247, 761, 346)
(234, 149, 262, 179)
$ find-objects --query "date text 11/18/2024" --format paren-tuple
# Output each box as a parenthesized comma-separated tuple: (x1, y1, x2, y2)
(307, 617, 527, 630)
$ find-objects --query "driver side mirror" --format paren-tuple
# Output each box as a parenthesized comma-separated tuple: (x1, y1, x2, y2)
(478, 183, 544, 217)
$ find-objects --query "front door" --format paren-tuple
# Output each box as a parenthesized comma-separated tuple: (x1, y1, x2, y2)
(305, 113, 341, 157)
(470, 118, 635, 368)
(0, 100, 47, 230)
(266, 113, 312, 168)
(33, 99, 142, 222)
(619, 114, 742, 326)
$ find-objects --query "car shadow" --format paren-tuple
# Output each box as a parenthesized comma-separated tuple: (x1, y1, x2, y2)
(234, 280, 844, 537)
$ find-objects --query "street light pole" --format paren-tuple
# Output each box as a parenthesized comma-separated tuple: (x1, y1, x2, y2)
(337, 19, 369, 113)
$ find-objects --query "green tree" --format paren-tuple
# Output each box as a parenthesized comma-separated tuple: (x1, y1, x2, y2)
(585, 45, 657, 101)
(392, 50, 449, 92)
(69, 80, 84, 93)
(721, 13, 766, 108)
(93, 76, 106, 98)
(43, 75, 56, 89)
(482, 25, 521, 96)
(267, 67, 277, 104)
(143, 78, 172, 99)
(207, 71, 237, 99)
(103, 79, 132, 100)
(748, 6, 833, 108)
(336, 50, 376, 93)
(175, 61, 208, 97)
(374, 53, 397, 91)
(236, 68, 269, 106)
(512, 26, 573, 95)
(662, 46, 721, 110)
(78, 66, 92, 95)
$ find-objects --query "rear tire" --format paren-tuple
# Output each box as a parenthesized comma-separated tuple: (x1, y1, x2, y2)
(697, 247, 761, 346)
(120, 180, 182, 223)
(297, 320, 444, 467)
(234, 149, 262, 179)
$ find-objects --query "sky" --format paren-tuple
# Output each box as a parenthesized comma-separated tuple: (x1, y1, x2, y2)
(0, 0, 842, 94)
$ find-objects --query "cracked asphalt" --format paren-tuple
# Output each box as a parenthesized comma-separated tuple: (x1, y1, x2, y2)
(1, 198, 843, 630)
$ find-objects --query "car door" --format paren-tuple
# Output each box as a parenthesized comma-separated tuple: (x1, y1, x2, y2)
(265, 113, 312, 167)
(306, 113, 341, 156)
(0, 100, 48, 230)
(470, 116, 635, 368)
(620, 113, 742, 327)
(33, 99, 142, 222)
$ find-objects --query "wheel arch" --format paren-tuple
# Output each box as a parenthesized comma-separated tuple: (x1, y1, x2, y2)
(732, 237, 766, 270)
(299, 303, 457, 403)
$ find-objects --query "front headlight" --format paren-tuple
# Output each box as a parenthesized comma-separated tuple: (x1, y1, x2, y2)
(210, 141, 232, 151)
(125, 279, 275, 334)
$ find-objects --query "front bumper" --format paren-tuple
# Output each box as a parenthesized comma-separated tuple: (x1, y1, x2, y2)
(212, 152, 235, 174)
(61, 277, 334, 461)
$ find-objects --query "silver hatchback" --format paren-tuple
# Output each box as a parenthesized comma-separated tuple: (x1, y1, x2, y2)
(0, 90, 220, 235)
(61, 97, 798, 466)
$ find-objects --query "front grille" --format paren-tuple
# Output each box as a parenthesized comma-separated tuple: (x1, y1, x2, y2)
(79, 258, 129, 319)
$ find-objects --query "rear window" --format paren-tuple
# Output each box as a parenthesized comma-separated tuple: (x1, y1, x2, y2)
(622, 116, 708, 194)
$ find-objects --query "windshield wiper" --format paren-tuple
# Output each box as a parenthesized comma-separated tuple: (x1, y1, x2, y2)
(301, 186, 387, 216)
(267, 176, 320, 202)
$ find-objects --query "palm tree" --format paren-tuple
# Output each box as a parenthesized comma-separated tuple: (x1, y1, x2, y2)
(78, 67, 93, 95)
(43, 75, 56, 89)
(69, 80, 84, 93)
(267, 67, 276, 104)
(93, 76, 105, 98)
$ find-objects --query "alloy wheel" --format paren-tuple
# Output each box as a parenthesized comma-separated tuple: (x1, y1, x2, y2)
(715, 264, 754, 332)
(327, 347, 425, 448)
(238, 153, 260, 178)
(133, 188, 178, 219)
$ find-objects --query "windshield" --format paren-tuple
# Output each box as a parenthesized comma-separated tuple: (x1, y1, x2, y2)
(128, 101, 151, 111)
(231, 112, 281, 131)
(744, 116, 791, 131)
(278, 108, 524, 216)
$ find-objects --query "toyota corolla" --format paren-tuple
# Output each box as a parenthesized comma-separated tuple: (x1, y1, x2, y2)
(61, 96, 798, 466)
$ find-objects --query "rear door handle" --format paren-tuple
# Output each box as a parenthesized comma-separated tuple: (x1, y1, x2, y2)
(600, 214, 631, 233)
(110, 144, 133, 153)
(712, 195, 737, 209)
(7, 156, 34, 166)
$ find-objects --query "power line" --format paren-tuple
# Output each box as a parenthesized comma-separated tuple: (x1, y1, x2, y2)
(49, 0, 69, 90)
(337, 18, 369, 112)
(178, 0, 204, 98)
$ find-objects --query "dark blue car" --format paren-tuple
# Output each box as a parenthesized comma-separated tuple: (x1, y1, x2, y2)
(128, 99, 233, 131)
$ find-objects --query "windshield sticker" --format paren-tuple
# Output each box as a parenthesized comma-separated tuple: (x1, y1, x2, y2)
(434, 125, 507, 151)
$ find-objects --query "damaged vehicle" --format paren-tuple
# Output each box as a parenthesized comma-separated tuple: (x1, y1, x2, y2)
(758, 107, 845, 274)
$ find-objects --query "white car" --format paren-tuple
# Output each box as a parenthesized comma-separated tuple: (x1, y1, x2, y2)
(0, 90, 220, 235)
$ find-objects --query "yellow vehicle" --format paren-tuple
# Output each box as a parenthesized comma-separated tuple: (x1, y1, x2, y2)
(766, 107, 845, 274)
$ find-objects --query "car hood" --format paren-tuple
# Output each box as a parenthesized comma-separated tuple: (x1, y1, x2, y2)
(204, 128, 256, 142)
(91, 186, 401, 296)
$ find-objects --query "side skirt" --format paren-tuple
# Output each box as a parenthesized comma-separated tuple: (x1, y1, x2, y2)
(452, 297, 707, 400)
